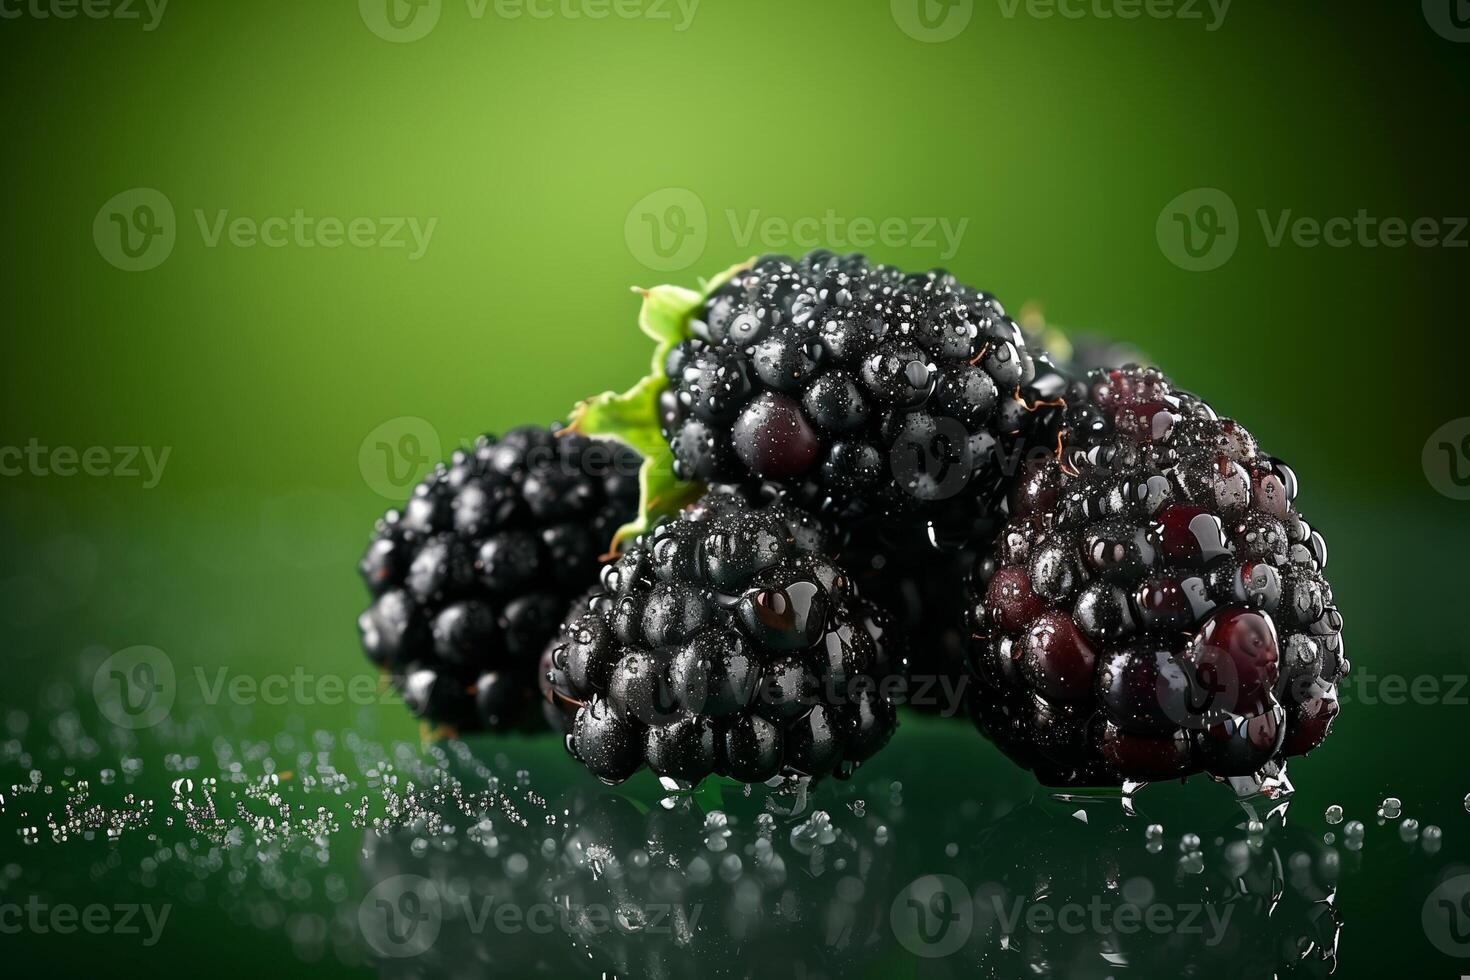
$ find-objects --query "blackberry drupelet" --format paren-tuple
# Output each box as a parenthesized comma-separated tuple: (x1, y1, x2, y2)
(358, 426, 640, 732)
(543, 488, 907, 785)
(658, 251, 1041, 519)
(967, 366, 1345, 787)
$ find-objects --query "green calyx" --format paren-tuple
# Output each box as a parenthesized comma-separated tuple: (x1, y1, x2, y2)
(568, 258, 752, 551)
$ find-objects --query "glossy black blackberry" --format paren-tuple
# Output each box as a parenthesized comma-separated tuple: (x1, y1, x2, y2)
(543, 488, 907, 785)
(358, 427, 640, 732)
(967, 366, 1344, 787)
(660, 251, 1040, 519)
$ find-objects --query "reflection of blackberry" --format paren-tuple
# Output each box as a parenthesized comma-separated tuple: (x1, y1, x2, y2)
(661, 251, 1038, 518)
(967, 367, 1344, 786)
(550, 791, 893, 977)
(357, 427, 640, 732)
(543, 488, 907, 784)
(926, 795, 1344, 979)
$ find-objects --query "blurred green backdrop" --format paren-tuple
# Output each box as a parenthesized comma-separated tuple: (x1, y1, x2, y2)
(1, 1, 1468, 976)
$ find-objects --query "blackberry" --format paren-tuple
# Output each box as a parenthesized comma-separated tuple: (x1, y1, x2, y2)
(357, 426, 639, 732)
(579, 251, 1042, 532)
(967, 366, 1344, 787)
(543, 488, 907, 785)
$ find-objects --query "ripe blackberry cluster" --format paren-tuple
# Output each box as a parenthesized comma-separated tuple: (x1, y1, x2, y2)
(357, 427, 639, 732)
(543, 488, 907, 785)
(660, 251, 1039, 518)
(967, 366, 1344, 786)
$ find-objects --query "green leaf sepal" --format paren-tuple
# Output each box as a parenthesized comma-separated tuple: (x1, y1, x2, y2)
(567, 259, 751, 552)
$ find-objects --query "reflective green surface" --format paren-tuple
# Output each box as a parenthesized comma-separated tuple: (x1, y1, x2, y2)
(2, 1, 1468, 976)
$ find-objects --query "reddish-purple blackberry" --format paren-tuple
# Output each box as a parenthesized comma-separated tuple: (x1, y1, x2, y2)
(967, 366, 1344, 787)
(358, 427, 639, 732)
(542, 488, 907, 785)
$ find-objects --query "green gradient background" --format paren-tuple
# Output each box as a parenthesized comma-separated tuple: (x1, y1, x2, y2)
(2, 0, 1469, 976)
